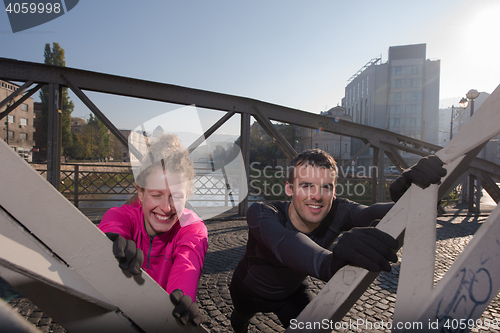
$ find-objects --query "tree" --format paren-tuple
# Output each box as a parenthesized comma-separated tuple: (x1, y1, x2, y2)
(68, 132, 86, 160)
(39, 43, 74, 158)
(249, 121, 301, 166)
(83, 114, 110, 160)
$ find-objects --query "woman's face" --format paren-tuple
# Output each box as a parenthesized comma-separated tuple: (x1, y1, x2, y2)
(137, 168, 189, 236)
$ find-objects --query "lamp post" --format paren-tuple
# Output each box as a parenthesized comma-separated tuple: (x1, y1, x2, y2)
(450, 98, 469, 141)
(466, 89, 480, 117)
(463, 89, 480, 213)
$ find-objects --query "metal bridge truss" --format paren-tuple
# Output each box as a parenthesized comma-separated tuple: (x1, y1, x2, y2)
(1, 58, 500, 332)
(1, 58, 498, 214)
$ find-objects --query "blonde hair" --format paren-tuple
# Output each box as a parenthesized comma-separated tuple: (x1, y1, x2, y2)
(129, 134, 195, 202)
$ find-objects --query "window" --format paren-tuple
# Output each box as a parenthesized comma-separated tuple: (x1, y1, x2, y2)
(8, 131, 14, 139)
(390, 105, 401, 114)
(361, 79, 364, 98)
(323, 142, 330, 152)
(406, 91, 422, 101)
(391, 79, 401, 88)
(344, 143, 348, 153)
(405, 118, 417, 128)
(7, 115, 14, 123)
(390, 93, 401, 102)
(20, 118, 28, 126)
(21, 103, 28, 111)
(334, 142, 340, 155)
(391, 66, 403, 75)
(405, 105, 415, 114)
(20, 133, 28, 140)
(314, 143, 319, 149)
(366, 76, 369, 95)
(390, 118, 401, 128)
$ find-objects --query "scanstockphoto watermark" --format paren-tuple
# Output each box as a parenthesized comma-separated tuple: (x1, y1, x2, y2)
(289, 318, 500, 331)
(288, 318, 426, 331)
(249, 162, 378, 197)
(4, 0, 80, 33)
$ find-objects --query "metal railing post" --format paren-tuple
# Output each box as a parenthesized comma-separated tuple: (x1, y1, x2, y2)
(372, 147, 379, 204)
(238, 113, 251, 216)
(74, 164, 79, 208)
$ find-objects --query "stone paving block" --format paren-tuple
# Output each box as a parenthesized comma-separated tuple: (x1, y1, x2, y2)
(3, 214, 500, 332)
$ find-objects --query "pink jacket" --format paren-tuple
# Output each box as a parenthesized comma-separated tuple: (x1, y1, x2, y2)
(98, 201, 208, 301)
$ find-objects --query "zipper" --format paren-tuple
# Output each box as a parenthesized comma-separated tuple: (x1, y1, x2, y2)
(147, 235, 155, 269)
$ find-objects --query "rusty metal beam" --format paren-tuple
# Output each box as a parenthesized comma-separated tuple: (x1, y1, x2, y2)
(252, 106, 297, 160)
(480, 171, 500, 203)
(0, 58, 442, 156)
(238, 113, 251, 216)
(0, 57, 498, 192)
(187, 111, 236, 154)
(342, 142, 371, 169)
(46, 83, 61, 189)
(62, 74, 142, 162)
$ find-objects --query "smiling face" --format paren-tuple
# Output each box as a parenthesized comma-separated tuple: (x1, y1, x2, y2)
(137, 168, 189, 236)
(285, 164, 336, 233)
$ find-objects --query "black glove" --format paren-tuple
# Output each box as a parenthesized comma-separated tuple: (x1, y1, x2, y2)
(170, 289, 204, 326)
(331, 227, 398, 273)
(390, 155, 447, 202)
(105, 232, 144, 275)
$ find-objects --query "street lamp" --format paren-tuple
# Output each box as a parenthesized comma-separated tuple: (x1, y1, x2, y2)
(466, 89, 480, 117)
(462, 89, 480, 213)
(450, 98, 469, 141)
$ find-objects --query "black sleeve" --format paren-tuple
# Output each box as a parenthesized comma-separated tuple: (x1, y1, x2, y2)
(338, 201, 394, 231)
(246, 203, 331, 279)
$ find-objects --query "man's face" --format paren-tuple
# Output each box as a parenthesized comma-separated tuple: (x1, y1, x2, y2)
(285, 164, 336, 233)
(137, 168, 189, 236)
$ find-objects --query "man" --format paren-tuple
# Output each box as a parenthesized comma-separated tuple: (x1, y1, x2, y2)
(229, 149, 446, 332)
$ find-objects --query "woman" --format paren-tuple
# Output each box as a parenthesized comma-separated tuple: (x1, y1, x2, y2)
(98, 134, 208, 326)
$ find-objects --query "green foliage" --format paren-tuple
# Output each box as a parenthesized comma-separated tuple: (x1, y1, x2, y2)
(83, 114, 111, 160)
(39, 42, 74, 157)
(65, 115, 113, 161)
(249, 122, 300, 166)
(68, 132, 86, 160)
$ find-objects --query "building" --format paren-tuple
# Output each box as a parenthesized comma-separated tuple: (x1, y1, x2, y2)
(297, 106, 352, 167)
(1, 80, 35, 162)
(342, 43, 440, 167)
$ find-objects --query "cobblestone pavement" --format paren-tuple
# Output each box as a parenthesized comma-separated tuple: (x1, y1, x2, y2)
(2, 214, 500, 332)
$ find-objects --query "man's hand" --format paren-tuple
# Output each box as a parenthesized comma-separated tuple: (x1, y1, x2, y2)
(105, 232, 144, 275)
(332, 227, 398, 272)
(390, 155, 447, 202)
(170, 289, 204, 326)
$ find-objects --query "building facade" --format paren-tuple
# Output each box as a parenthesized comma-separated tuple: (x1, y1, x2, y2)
(342, 43, 440, 167)
(1, 80, 35, 162)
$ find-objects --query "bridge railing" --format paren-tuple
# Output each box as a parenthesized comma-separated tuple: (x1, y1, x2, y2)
(31, 163, 239, 209)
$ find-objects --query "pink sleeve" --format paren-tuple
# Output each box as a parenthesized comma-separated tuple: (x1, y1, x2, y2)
(165, 222, 208, 301)
(98, 205, 136, 239)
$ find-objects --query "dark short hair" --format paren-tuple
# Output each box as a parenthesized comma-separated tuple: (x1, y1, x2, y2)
(287, 149, 338, 184)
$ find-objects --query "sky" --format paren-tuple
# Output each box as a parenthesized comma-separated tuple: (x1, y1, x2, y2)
(1, 0, 500, 134)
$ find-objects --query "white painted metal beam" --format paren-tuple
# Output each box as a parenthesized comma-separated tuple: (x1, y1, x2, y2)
(286, 83, 500, 333)
(0, 139, 208, 332)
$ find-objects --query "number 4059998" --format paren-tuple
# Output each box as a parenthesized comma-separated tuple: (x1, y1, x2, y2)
(5, 2, 61, 14)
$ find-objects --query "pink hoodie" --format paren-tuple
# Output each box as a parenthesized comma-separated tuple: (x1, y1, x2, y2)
(98, 200, 208, 301)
